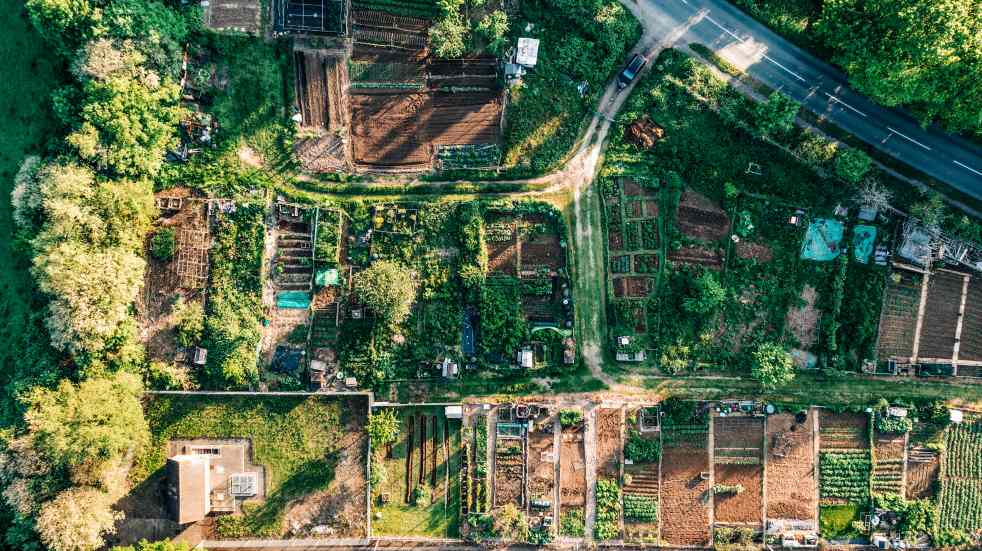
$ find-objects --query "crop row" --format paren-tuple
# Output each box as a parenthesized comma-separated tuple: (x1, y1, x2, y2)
(820, 452, 870, 501)
(944, 421, 982, 479)
(623, 493, 658, 522)
(352, 0, 438, 18)
(938, 478, 982, 532)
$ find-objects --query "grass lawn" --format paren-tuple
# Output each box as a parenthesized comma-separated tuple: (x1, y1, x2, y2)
(371, 406, 461, 537)
(819, 504, 862, 540)
(134, 394, 368, 537)
(0, 1, 64, 422)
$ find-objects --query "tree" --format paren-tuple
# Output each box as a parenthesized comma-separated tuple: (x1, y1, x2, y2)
(683, 271, 726, 315)
(25, 0, 96, 53)
(910, 192, 946, 229)
(750, 341, 795, 390)
(25, 372, 148, 481)
(34, 243, 145, 355)
(68, 72, 184, 178)
(856, 179, 893, 211)
(35, 487, 121, 551)
(367, 409, 400, 449)
(817, 0, 981, 136)
(835, 148, 872, 183)
(477, 10, 509, 56)
(753, 91, 800, 137)
(429, 15, 468, 58)
(112, 540, 193, 551)
(353, 260, 417, 327)
(171, 298, 204, 347)
(495, 503, 529, 542)
(151, 227, 177, 260)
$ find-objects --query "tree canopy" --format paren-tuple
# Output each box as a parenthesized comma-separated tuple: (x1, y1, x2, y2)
(818, 0, 982, 136)
(750, 341, 795, 390)
(36, 487, 121, 551)
(353, 260, 417, 327)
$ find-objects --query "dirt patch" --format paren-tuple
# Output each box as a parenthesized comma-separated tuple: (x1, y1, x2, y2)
(668, 245, 722, 269)
(645, 200, 659, 218)
(609, 231, 624, 251)
(786, 285, 821, 349)
(559, 427, 586, 509)
(487, 236, 518, 275)
(661, 438, 710, 546)
(613, 276, 652, 298)
(735, 241, 773, 262)
(625, 115, 666, 149)
(820, 412, 869, 450)
(877, 269, 922, 360)
(623, 178, 645, 197)
(527, 421, 555, 503)
(626, 200, 643, 219)
(906, 448, 939, 500)
(282, 396, 368, 537)
(522, 232, 564, 270)
(596, 408, 622, 479)
(766, 411, 817, 521)
(494, 433, 524, 508)
(676, 190, 730, 241)
(714, 464, 762, 524)
(872, 430, 906, 495)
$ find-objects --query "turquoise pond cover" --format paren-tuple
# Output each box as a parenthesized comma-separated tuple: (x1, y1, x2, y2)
(276, 291, 311, 309)
(852, 225, 877, 264)
(800, 218, 844, 261)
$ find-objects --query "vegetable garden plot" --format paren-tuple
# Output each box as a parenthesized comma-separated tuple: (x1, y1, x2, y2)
(713, 416, 763, 524)
(766, 411, 817, 522)
(374, 408, 461, 537)
(675, 190, 731, 242)
(623, 409, 660, 541)
(559, 426, 587, 512)
(527, 418, 555, 509)
(660, 426, 710, 546)
(493, 426, 525, 508)
(613, 276, 652, 298)
(350, 90, 502, 168)
(819, 412, 870, 451)
(819, 451, 870, 502)
(960, 278, 982, 361)
(906, 446, 939, 500)
(667, 245, 722, 269)
(876, 268, 922, 360)
(918, 270, 965, 360)
(596, 408, 623, 479)
(939, 417, 982, 533)
(871, 430, 906, 495)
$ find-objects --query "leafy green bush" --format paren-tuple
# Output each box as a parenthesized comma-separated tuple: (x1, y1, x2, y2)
(625, 430, 661, 463)
(594, 479, 621, 540)
(559, 409, 584, 428)
(623, 494, 658, 522)
(367, 409, 401, 449)
(151, 228, 176, 260)
(560, 509, 585, 537)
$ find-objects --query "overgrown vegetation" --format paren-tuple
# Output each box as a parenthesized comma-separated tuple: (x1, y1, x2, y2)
(593, 479, 621, 540)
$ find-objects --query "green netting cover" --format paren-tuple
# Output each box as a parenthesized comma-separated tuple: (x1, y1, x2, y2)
(276, 291, 311, 309)
(852, 225, 877, 264)
(801, 218, 844, 261)
(315, 268, 339, 287)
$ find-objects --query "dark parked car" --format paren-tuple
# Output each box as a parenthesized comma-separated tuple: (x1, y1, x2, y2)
(617, 54, 647, 90)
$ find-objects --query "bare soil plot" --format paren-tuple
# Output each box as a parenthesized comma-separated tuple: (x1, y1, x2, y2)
(766, 411, 817, 521)
(713, 417, 763, 525)
(645, 200, 660, 217)
(527, 419, 556, 505)
(609, 231, 624, 251)
(735, 241, 773, 262)
(958, 278, 982, 361)
(871, 430, 906, 496)
(919, 270, 965, 360)
(559, 427, 587, 510)
(819, 412, 869, 451)
(906, 447, 939, 500)
(138, 189, 211, 363)
(668, 245, 722, 269)
(204, 0, 260, 33)
(486, 218, 517, 274)
(613, 276, 652, 298)
(350, 90, 501, 168)
(596, 408, 623, 479)
(876, 269, 922, 360)
(352, 11, 429, 51)
(661, 429, 710, 546)
(786, 285, 821, 349)
(494, 431, 525, 508)
(676, 190, 731, 242)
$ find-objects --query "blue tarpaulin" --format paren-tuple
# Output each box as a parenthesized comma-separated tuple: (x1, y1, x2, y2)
(276, 291, 311, 309)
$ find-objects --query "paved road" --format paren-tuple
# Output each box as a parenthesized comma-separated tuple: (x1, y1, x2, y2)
(622, 0, 982, 199)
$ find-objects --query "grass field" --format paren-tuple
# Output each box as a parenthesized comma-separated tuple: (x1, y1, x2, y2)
(134, 394, 369, 538)
(371, 406, 462, 537)
(0, 2, 63, 423)
(819, 504, 861, 540)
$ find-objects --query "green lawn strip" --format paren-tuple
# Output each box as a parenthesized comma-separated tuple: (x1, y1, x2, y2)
(372, 406, 460, 537)
(135, 394, 362, 537)
(819, 503, 862, 540)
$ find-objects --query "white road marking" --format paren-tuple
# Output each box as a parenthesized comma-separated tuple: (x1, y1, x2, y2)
(761, 54, 807, 83)
(954, 160, 982, 177)
(702, 14, 807, 83)
(886, 127, 932, 151)
(822, 92, 867, 117)
(704, 14, 743, 41)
